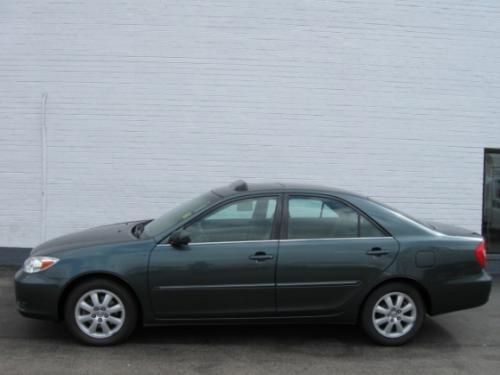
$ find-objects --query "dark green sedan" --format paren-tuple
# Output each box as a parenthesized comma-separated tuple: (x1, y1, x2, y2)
(15, 181, 492, 345)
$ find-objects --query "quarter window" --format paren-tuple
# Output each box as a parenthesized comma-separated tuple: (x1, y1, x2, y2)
(287, 197, 386, 239)
(186, 197, 278, 243)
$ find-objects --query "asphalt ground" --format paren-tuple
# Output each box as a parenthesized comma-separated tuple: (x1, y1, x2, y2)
(0, 266, 499, 375)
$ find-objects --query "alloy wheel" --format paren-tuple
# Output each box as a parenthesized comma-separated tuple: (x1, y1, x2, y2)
(372, 291, 417, 339)
(74, 289, 125, 339)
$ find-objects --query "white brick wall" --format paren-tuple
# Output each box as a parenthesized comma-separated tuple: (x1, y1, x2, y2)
(1, 0, 500, 248)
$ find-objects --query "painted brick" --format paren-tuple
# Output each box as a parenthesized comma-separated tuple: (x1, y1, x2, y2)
(1, 0, 500, 247)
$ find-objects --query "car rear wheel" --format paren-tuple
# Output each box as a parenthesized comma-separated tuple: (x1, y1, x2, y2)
(361, 282, 425, 345)
(64, 278, 137, 345)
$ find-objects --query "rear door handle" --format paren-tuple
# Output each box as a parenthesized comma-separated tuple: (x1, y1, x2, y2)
(366, 247, 389, 256)
(249, 251, 274, 261)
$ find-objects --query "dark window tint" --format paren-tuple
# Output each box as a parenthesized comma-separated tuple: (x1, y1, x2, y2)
(359, 215, 385, 237)
(186, 197, 278, 243)
(287, 197, 386, 239)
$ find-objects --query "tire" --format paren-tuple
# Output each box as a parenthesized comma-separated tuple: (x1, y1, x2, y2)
(361, 282, 425, 346)
(64, 278, 138, 345)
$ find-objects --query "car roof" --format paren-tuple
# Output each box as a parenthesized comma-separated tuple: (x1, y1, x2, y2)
(212, 180, 366, 199)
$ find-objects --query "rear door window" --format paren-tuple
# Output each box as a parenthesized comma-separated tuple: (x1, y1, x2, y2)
(287, 196, 386, 239)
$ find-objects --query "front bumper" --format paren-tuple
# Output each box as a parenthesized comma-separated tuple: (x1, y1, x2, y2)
(14, 268, 62, 321)
(429, 269, 492, 315)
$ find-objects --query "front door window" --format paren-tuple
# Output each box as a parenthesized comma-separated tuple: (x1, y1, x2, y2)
(186, 196, 278, 243)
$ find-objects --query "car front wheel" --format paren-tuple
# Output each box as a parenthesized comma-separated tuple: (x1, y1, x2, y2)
(64, 278, 137, 345)
(361, 282, 425, 345)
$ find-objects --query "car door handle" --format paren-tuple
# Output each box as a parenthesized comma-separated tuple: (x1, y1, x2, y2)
(366, 247, 389, 256)
(249, 251, 274, 261)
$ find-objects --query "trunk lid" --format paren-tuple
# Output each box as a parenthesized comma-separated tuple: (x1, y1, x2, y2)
(426, 221, 481, 237)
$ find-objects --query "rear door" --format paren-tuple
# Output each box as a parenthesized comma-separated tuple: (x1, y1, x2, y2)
(276, 195, 399, 315)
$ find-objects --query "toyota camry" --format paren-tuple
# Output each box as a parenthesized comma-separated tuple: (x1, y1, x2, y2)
(15, 180, 492, 345)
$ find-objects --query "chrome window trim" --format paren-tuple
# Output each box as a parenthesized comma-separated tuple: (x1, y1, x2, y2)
(157, 239, 279, 247)
(157, 237, 391, 247)
(279, 237, 392, 242)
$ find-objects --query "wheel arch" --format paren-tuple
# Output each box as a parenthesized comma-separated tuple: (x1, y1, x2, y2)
(357, 277, 432, 322)
(58, 272, 143, 324)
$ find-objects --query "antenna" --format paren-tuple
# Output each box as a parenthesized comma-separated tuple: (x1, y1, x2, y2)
(230, 180, 248, 191)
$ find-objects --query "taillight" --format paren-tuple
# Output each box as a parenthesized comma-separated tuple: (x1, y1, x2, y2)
(474, 240, 487, 268)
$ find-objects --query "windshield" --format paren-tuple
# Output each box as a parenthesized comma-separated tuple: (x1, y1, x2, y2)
(143, 192, 220, 238)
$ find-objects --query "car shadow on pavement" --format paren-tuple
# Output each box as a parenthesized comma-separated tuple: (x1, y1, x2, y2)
(127, 318, 459, 348)
(6, 312, 459, 350)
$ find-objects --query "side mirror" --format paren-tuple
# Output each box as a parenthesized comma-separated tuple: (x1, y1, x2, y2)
(168, 229, 191, 247)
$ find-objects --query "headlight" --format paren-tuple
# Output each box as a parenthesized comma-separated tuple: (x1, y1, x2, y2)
(23, 256, 60, 274)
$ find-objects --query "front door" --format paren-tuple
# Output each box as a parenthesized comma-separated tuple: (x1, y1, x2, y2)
(276, 195, 399, 315)
(149, 195, 280, 319)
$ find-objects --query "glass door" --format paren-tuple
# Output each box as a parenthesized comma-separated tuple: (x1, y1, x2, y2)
(483, 149, 500, 253)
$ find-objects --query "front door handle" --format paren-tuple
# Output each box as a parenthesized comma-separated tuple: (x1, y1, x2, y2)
(366, 247, 389, 256)
(249, 251, 274, 262)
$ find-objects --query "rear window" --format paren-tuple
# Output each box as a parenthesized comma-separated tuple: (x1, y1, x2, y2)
(367, 197, 433, 229)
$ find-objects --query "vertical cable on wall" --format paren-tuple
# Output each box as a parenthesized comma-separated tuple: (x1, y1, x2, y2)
(40, 93, 48, 242)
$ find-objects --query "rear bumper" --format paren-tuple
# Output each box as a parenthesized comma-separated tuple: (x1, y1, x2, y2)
(14, 269, 61, 321)
(429, 270, 492, 315)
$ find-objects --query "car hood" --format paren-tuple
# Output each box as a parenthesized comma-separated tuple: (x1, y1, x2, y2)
(31, 220, 148, 256)
(426, 221, 481, 238)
